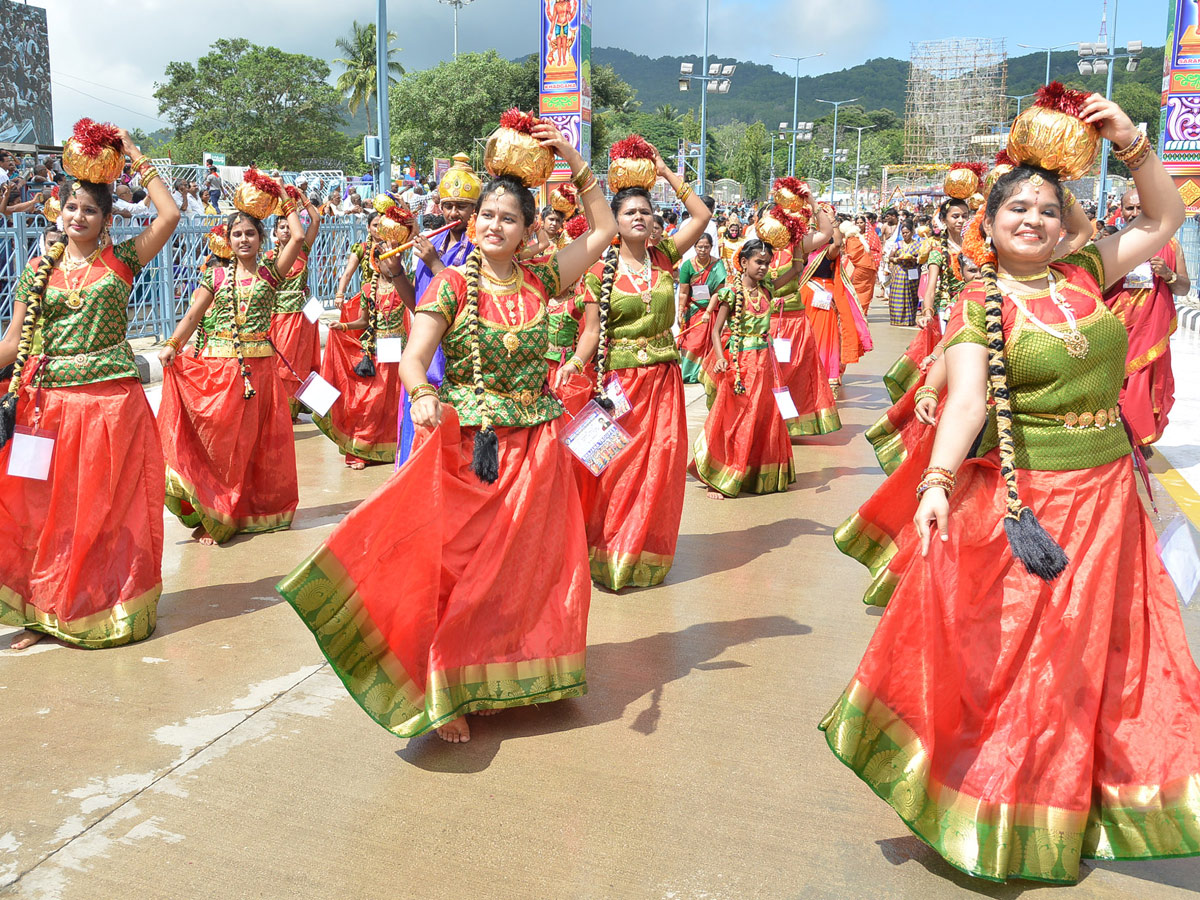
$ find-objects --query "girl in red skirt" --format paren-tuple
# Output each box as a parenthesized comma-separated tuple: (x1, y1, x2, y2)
(277, 116, 616, 744)
(822, 90, 1200, 883)
(158, 171, 306, 545)
(0, 124, 179, 648)
(691, 238, 798, 498)
(266, 188, 322, 420)
(315, 240, 415, 467)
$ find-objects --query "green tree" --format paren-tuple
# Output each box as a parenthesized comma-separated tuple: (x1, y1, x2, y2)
(388, 50, 533, 174)
(153, 39, 350, 170)
(655, 103, 677, 122)
(333, 21, 405, 126)
(731, 122, 768, 199)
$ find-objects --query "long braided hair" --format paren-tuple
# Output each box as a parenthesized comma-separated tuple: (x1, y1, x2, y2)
(979, 166, 1069, 580)
(224, 211, 265, 400)
(592, 187, 653, 410)
(727, 269, 747, 395)
(354, 244, 380, 377)
(0, 237, 67, 448)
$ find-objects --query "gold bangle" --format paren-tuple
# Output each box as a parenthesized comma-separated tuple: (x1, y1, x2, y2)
(1062, 188, 1076, 211)
(578, 177, 600, 195)
(571, 165, 593, 191)
(915, 386, 939, 403)
(140, 169, 160, 188)
(676, 183, 693, 202)
(410, 382, 439, 402)
(1112, 131, 1146, 161)
(280, 200, 297, 217)
(566, 356, 585, 373)
(165, 337, 181, 351)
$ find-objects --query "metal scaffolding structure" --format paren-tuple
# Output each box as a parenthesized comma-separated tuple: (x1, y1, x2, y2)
(903, 38, 1008, 165)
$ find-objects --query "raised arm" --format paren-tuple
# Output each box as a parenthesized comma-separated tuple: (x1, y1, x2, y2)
(124, 130, 181, 266)
(531, 122, 617, 286)
(334, 246, 363, 307)
(302, 197, 322, 246)
(273, 204, 307, 276)
(800, 205, 835, 255)
(655, 147, 711, 255)
(1085, 95, 1186, 289)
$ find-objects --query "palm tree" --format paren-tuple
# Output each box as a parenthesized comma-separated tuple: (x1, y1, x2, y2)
(655, 103, 677, 122)
(333, 21, 405, 127)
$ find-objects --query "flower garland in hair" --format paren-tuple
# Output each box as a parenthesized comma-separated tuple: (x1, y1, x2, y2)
(960, 211, 995, 269)
(728, 270, 746, 395)
(462, 248, 500, 482)
(354, 246, 381, 378)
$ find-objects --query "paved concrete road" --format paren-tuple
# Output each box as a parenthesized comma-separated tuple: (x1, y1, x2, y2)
(3, 309, 1199, 899)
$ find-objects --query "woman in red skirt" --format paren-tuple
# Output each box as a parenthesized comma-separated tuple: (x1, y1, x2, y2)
(572, 135, 712, 590)
(675, 233, 725, 383)
(277, 115, 616, 743)
(691, 238, 799, 498)
(822, 90, 1200, 883)
(332, 211, 381, 331)
(158, 171, 306, 545)
(314, 240, 414, 467)
(266, 188, 322, 420)
(0, 124, 179, 648)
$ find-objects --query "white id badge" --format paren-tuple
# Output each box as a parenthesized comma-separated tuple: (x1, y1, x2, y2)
(603, 375, 632, 418)
(1124, 262, 1155, 290)
(560, 401, 632, 476)
(295, 372, 341, 417)
(7, 425, 55, 481)
(810, 286, 833, 310)
(772, 337, 792, 364)
(906, 268, 920, 282)
(301, 296, 324, 323)
(772, 387, 799, 422)
(692, 283, 711, 301)
(375, 336, 405, 363)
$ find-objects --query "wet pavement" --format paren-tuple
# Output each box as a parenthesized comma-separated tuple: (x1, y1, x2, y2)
(3, 308, 1199, 899)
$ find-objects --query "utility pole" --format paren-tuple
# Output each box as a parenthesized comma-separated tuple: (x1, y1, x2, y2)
(376, 0, 390, 191)
(816, 98, 857, 205)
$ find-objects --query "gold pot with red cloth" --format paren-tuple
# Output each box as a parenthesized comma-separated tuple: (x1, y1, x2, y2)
(550, 182, 578, 216)
(608, 135, 658, 192)
(943, 162, 986, 200)
(485, 109, 555, 188)
(62, 118, 125, 184)
(1007, 83, 1100, 181)
(376, 204, 415, 244)
(233, 168, 285, 220)
(772, 176, 812, 215)
(755, 205, 807, 252)
(207, 224, 233, 260)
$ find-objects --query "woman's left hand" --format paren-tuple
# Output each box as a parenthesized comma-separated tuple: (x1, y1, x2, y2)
(651, 145, 671, 178)
(117, 128, 141, 161)
(712, 357, 729, 374)
(1080, 93, 1138, 151)
(531, 121, 571, 157)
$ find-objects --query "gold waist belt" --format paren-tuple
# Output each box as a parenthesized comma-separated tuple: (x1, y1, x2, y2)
(1029, 407, 1121, 430)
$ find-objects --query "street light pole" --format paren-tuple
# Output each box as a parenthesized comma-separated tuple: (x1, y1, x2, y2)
(699, 0, 709, 192)
(851, 125, 874, 213)
(816, 98, 857, 205)
(769, 133, 776, 185)
(1003, 93, 1035, 118)
(772, 52, 824, 178)
(376, 0, 390, 191)
(438, 0, 477, 60)
(1017, 42, 1074, 84)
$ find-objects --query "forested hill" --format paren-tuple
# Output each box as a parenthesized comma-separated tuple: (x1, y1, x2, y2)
(592, 45, 1165, 126)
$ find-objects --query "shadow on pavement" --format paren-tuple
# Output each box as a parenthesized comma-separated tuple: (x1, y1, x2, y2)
(396, 614, 811, 773)
(155, 574, 284, 633)
(663, 517, 834, 586)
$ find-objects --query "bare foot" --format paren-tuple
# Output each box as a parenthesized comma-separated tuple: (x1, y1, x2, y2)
(346, 460, 367, 470)
(436, 717, 470, 743)
(191, 525, 217, 546)
(706, 488, 725, 501)
(10, 630, 42, 650)
(471, 708, 502, 717)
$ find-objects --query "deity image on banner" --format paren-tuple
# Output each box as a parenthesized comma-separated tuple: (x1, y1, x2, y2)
(1180, 0, 1200, 58)
(545, 0, 578, 78)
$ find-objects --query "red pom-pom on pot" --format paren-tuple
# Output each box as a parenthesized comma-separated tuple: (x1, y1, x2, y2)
(608, 135, 658, 192)
(564, 214, 589, 239)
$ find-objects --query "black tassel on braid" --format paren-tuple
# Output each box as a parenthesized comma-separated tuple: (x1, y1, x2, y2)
(227, 261, 256, 400)
(591, 242, 619, 411)
(0, 238, 66, 448)
(981, 262, 1068, 581)
(729, 270, 747, 395)
(463, 248, 499, 483)
(354, 248, 380, 378)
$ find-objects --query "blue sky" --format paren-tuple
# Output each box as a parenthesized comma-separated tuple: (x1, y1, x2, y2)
(34, 0, 1171, 140)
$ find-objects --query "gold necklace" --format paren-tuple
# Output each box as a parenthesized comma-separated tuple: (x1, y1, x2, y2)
(482, 266, 527, 356)
(232, 261, 255, 326)
(620, 250, 654, 311)
(60, 246, 105, 310)
(482, 264, 521, 289)
(1001, 268, 1051, 283)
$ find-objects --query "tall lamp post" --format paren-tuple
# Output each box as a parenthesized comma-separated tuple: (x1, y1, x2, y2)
(816, 97, 857, 205)
(1017, 41, 1075, 85)
(437, 0, 477, 60)
(1003, 92, 1035, 118)
(678, 24, 736, 193)
(375, 0, 391, 191)
(1077, 0, 1142, 215)
(777, 121, 813, 176)
(772, 51, 825, 178)
(850, 125, 874, 212)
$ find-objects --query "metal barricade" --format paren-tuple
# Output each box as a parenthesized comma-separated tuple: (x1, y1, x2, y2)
(1177, 218, 1200, 295)
(1, 212, 368, 339)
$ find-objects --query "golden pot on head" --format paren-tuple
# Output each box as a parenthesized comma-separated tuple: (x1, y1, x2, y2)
(966, 192, 985, 211)
(773, 186, 809, 214)
(373, 194, 396, 214)
(376, 216, 412, 244)
(1007, 106, 1099, 181)
(207, 230, 232, 260)
(549, 188, 577, 216)
(608, 157, 657, 192)
(233, 182, 279, 220)
(983, 163, 1013, 197)
(756, 211, 798, 251)
(943, 168, 980, 200)
(41, 196, 61, 223)
(485, 128, 555, 188)
(62, 140, 124, 185)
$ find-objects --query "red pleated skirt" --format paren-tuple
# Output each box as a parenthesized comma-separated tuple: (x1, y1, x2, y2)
(677, 308, 712, 383)
(883, 319, 940, 403)
(276, 407, 590, 737)
(822, 454, 1200, 883)
(690, 348, 795, 497)
(1121, 353, 1175, 446)
(773, 309, 841, 437)
(805, 301, 842, 384)
(159, 354, 298, 544)
(270, 310, 322, 418)
(313, 328, 401, 464)
(579, 361, 686, 589)
(0, 374, 163, 646)
(865, 371, 942, 476)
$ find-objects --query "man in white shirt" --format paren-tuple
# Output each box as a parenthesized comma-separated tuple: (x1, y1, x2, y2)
(172, 180, 204, 219)
(111, 183, 152, 221)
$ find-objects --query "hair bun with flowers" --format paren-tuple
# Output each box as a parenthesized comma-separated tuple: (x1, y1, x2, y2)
(960, 209, 995, 269)
(63, 118, 125, 184)
(1007, 82, 1099, 180)
(608, 135, 658, 191)
(485, 108, 554, 188)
